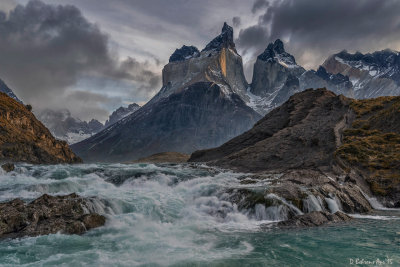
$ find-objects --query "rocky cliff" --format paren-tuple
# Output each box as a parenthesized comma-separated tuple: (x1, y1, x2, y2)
(190, 88, 400, 208)
(150, 23, 249, 104)
(0, 92, 81, 164)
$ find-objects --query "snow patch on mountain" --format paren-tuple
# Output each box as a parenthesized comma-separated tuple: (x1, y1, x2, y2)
(0, 79, 22, 103)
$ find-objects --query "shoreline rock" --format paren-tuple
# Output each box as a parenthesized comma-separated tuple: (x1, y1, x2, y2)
(0, 193, 105, 239)
(223, 168, 371, 227)
(278, 211, 352, 227)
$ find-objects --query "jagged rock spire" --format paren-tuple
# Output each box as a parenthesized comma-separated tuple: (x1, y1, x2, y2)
(202, 22, 236, 52)
(257, 39, 296, 65)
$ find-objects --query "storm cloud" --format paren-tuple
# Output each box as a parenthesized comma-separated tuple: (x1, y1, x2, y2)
(0, 0, 160, 121)
(238, 0, 400, 69)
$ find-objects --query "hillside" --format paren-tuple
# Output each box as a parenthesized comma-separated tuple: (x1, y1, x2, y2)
(190, 89, 400, 207)
(0, 93, 81, 164)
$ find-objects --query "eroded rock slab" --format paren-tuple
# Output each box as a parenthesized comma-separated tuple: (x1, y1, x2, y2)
(0, 193, 105, 239)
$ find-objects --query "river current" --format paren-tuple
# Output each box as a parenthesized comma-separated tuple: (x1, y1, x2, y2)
(0, 163, 399, 266)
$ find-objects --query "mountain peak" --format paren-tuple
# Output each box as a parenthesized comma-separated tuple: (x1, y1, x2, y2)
(169, 45, 200, 62)
(202, 22, 236, 52)
(222, 22, 233, 35)
(258, 39, 297, 66)
(272, 39, 285, 54)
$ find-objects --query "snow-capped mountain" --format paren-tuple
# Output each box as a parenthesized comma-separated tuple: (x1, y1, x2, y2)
(105, 103, 140, 128)
(37, 109, 104, 144)
(71, 24, 400, 162)
(322, 49, 400, 98)
(72, 23, 261, 162)
(248, 40, 353, 115)
(0, 79, 22, 103)
(38, 103, 142, 144)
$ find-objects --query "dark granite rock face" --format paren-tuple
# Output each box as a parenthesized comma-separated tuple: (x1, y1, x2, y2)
(202, 22, 236, 53)
(249, 39, 305, 111)
(169, 45, 200, 62)
(72, 82, 261, 162)
(0, 193, 105, 239)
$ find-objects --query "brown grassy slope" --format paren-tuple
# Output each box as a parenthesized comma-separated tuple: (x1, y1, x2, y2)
(131, 152, 190, 163)
(336, 96, 400, 196)
(0, 92, 81, 164)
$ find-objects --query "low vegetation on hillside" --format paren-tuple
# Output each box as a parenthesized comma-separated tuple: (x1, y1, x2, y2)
(336, 96, 400, 196)
(0, 92, 81, 164)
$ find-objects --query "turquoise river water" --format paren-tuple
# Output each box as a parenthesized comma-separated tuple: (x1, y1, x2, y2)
(0, 163, 399, 266)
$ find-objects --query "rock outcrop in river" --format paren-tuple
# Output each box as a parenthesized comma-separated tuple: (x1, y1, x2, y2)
(0, 193, 105, 239)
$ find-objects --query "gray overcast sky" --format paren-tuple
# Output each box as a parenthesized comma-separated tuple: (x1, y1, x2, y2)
(1, 0, 400, 121)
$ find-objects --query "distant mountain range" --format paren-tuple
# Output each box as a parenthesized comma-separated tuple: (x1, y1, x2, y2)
(37, 103, 141, 144)
(1, 23, 400, 162)
(70, 23, 400, 162)
(37, 109, 104, 144)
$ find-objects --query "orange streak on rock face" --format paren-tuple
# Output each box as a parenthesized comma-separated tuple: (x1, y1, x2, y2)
(219, 48, 227, 78)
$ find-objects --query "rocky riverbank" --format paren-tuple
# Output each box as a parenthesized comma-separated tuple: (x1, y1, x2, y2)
(190, 88, 400, 226)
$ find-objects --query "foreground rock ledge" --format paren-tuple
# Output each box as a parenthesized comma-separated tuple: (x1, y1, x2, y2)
(278, 211, 352, 227)
(0, 193, 105, 239)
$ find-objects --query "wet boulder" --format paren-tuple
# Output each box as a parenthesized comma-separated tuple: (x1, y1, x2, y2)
(1, 163, 14, 172)
(0, 193, 105, 239)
